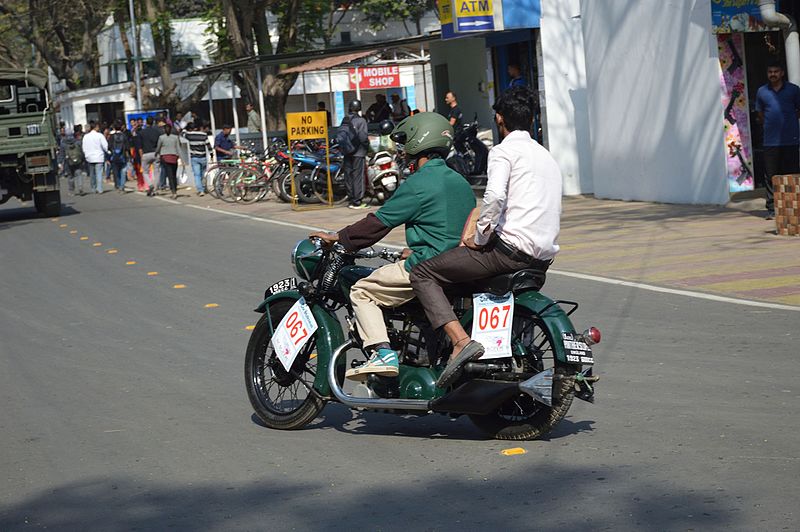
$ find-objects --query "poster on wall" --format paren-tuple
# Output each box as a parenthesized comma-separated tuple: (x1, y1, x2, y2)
(711, 0, 774, 33)
(717, 33, 755, 193)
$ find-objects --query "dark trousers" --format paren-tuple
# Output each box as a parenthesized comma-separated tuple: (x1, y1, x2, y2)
(162, 162, 178, 193)
(343, 155, 365, 205)
(762, 145, 799, 212)
(409, 240, 551, 330)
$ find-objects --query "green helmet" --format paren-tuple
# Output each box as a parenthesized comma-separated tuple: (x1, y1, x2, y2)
(390, 112, 453, 156)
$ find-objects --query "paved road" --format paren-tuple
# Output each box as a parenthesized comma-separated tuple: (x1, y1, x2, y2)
(1, 192, 798, 531)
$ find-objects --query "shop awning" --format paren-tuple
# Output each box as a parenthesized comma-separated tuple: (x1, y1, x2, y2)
(280, 50, 376, 74)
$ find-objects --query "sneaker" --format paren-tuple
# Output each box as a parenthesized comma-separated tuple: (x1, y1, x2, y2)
(198, 191, 205, 197)
(765, 211, 775, 220)
(345, 348, 399, 381)
(347, 203, 369, 210)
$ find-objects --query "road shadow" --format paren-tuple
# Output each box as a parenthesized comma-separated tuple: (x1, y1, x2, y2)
(0, 466, 744, 530)
(0, 204, 80, 231)
(251, 403, 596, 442)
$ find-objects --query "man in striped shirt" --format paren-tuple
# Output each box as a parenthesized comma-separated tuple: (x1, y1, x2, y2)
(181, 122, 212, 196)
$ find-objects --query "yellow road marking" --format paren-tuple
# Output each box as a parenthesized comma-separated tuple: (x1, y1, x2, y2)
(126, 261, 136, 265)
(500, 448, 527, 456)
(244, 325, 255, 331)
(92, 243, 102, 247)
(80, 236, 89, 240)
(147, 272, 158, 276)
(173, 284, 186, 289)
(107, 249, 118, 254)
(69, 230, 77, 234)
(205, 303, 219, 308)
(59, 224, 67, 228)
(50, 218, 59, 222)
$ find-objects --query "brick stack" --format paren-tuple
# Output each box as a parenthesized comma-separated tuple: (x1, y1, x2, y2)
(773, 174, 800, 236)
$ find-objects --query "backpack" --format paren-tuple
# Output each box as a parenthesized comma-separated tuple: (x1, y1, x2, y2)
(110, 132, 126, 164)
(336, 117, 359, 156)
(65, 139, 84, 167)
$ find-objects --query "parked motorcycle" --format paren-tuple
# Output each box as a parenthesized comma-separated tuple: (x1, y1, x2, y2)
(366, 150, 401, 203)
(448, 115, 489, 184)
(244, 238, 600, 440)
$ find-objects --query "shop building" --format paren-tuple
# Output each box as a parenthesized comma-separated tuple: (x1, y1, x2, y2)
(430, 0, 798, 205)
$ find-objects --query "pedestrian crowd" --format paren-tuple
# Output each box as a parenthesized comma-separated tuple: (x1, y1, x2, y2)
(57, 111, 215, 200)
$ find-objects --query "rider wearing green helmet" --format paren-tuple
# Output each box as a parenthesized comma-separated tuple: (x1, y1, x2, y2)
(310, 112, 476, 381)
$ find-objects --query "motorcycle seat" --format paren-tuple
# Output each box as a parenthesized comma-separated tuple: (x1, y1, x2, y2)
(475, 269, 545, 296)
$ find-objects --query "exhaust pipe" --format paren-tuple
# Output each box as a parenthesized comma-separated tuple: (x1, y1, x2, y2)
(327, 339, 431, 411)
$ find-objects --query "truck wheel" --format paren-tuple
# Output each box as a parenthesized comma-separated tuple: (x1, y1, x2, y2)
(34, 190, 61, 216)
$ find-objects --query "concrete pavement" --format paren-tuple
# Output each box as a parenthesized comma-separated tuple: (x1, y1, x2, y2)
(144, 183, 800, 308)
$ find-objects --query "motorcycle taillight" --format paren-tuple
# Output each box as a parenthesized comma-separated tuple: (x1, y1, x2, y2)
(379, 162, 393, 170)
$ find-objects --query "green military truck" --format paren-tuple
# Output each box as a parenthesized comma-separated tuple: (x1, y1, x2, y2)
(0, 68, 60, 216)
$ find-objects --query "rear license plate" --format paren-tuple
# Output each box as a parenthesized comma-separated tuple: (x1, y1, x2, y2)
(266, 277, 297, 298)
(381, 175, 397, 186)
(562, 332, 594, 364)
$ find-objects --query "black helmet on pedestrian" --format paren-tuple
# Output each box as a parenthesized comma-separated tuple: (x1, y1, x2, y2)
(349, 100, 362, 113)
(378, 119, 394, 136)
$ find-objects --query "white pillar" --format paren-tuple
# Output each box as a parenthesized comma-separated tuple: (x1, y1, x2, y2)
(230, 75, 240, 146)
(256, 66, 268, 153)
(207, 76, 216, 133)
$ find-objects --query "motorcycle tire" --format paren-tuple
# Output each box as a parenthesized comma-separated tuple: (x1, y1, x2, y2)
(245, 299, 325, 430)
(467, 309, 577, 440)
(270, 163, 290, 202)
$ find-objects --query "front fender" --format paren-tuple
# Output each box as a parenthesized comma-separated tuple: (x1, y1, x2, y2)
(457, 291, 576, 364)
(255, 291, 345, 397)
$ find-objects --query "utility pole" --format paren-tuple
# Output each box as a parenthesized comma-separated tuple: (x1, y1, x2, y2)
(128, 0, 143, 110)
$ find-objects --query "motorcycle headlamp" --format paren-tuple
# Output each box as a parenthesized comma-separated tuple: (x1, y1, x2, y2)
(291, 238, 322, 280)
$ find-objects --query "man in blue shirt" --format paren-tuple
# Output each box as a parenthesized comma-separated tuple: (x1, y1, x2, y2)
(755, 62, 800, 219)
(214, 125, 236, 160)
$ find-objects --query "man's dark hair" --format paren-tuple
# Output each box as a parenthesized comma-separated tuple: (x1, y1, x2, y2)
(493, 86, 535, 132)
(146, 116, 154, 126)
(186, 122, 196, 131)
(766, 60, 784, 70)
(113, 119, 122, 129)
(317, 101, 326, 109)
(448, 91, 457, 99)
(222, 124, 232, 129)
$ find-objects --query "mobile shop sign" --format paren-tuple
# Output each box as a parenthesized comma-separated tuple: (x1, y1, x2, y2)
(710, 0, 774, 33)
(348, 66, 401, 90)
(454, 0, 495, 33)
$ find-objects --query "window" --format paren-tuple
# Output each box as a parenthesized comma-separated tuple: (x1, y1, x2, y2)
(340, 32, 351, 45)
(0, 83, 14, 103)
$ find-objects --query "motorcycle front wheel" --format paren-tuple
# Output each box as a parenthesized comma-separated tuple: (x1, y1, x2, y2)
(245, 299, 325, 430)
(467, 308, 577, 441)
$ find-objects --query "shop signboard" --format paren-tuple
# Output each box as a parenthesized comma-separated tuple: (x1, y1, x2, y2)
(348, 66, 401, 90)
(438, 0, 457, 39)
(711, 0, 775, 33)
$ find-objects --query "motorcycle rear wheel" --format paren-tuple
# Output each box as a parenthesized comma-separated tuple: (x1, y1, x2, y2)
(245, 300, 324, 430)
(467, 309, 577, 440)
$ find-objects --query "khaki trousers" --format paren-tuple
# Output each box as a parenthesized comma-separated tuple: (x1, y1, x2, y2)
(350, 260, 416, 348)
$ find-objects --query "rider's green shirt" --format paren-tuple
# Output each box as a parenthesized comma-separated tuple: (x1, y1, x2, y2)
(375, 158, 476, 272)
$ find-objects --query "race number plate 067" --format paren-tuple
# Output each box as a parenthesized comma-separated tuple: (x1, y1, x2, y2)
(270, 297, 318, 372)
(561, 332, 594, 365)
(471, 292, 514, 359)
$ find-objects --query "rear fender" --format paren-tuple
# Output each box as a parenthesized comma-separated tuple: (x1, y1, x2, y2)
(255, 291, 345, 397)
(457, 291, 576, 364)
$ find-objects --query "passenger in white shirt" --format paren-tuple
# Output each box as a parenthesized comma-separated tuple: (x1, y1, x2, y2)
(410, 86, 563, 388)
(81, 122, 109, 194)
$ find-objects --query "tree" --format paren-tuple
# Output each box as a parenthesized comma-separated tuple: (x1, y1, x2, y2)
(0, 0, 111, 89)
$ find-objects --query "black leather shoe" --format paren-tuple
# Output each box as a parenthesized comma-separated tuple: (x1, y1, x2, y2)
(437, 340, 485, 388)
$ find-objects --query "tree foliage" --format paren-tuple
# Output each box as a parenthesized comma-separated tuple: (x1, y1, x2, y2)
(0, 0, 112, 89)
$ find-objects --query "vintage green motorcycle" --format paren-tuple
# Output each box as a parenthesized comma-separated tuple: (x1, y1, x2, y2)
(244, 238, 600, 440)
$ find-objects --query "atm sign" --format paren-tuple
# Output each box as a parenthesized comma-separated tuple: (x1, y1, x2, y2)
(348, 66, 401, 90)
(458, 0, 492, 16)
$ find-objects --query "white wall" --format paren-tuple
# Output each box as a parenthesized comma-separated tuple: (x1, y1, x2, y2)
(429, 38, 495, 129)
(540, 0, 592, 195)
(580, 0, 728, 204)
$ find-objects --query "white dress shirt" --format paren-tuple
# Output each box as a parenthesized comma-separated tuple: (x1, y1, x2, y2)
(474, 130, 562, 261)
(81, 130, 108, 164)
